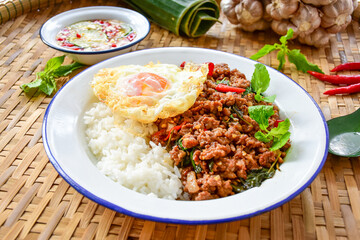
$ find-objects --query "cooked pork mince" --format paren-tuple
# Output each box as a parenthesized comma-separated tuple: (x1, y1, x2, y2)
(151, 63, 291, 200)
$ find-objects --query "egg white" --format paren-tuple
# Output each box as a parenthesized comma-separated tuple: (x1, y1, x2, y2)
(91, 62, 209, 123)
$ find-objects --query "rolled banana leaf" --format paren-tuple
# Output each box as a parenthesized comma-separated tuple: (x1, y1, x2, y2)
(124, 0, 220, 37)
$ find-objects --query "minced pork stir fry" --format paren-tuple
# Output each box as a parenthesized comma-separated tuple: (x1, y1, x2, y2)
(151, 63, 291, 200)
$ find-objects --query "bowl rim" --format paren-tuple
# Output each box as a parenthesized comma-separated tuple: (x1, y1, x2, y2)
(42, 47, 329, 224)
(39, 6, 150, 55)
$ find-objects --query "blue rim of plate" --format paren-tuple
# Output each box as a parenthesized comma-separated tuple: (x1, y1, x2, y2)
(42, 47, 329, 225)
(39, 6, 151, 55)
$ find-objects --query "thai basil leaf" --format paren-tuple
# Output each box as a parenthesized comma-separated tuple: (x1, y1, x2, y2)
(250, 44, 277, 61)
(277, 49, 286, 71)
(232, 168, 275, 193)
(254, 92, 276, 103)
(209, 161, 214, 172)
(39, 76, 56, 96)
(268, 118, 290, 139)
(242, 86, 253, 96)
(251, 63, 275, 103)
(20, 77, 42, 93)
(190, 149, 202, 173)
(177, 138, 186, 151)
(21, 55, 84, 96)
(287, 49, 324, 74)
(216, 78, 230, 85)
(248, 105, 274, 131)
(269, 119, 291, 150)
(53, 62, 84, 77)
(44, 55, 65, 72)
(176, 138, 191, 168)
(254, 131, 272, 143)
(251, 63, 270, 94)
(271, 131, 291, 151)
(250, 28, 323, 73)
(279, 28, 293, 44)
(254, 118, 291, 151)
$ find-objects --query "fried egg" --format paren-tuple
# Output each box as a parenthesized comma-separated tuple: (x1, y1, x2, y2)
(91, 62, 209, 123)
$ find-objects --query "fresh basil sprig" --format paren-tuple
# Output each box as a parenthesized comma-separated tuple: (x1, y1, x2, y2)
(248, 105, 291, 151)
(21, 55, 84, 95)
(251, 63, 276, 103)
(250, 28, 323, 74)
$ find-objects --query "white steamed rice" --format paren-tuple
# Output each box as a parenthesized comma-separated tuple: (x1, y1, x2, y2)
(83, 102, 183, 200)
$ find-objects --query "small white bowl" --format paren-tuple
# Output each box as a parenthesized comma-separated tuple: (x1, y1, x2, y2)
(40, 6, 150, 65)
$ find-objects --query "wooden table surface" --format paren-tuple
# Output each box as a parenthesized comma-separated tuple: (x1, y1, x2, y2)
(0, 0, 360, 239)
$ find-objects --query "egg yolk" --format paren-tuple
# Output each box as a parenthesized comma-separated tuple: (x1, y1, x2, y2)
(123, 72, 169, 96)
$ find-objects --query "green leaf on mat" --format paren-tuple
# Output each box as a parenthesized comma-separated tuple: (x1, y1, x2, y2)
(287, 49, 324, 74)
(21, 55, 84, 96)
(250, 28, 323, 73)
(125, 0, 220, 37)
(250, 44, 277, 61)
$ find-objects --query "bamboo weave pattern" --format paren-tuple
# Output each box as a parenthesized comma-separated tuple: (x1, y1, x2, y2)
(0, 0, 360, 239)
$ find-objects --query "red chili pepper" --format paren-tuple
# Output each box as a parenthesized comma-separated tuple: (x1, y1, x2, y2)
(215, 84, 246, 93)
(274, 120, 284, 128)
(151, 129, 166, 141)
(127, 33, 136, 41)
(331, 62, 360, 72)
(323, 83, 360, 95)
(164, 122, 186, 141)
(106, 30, 116, 38)
(206, 62, 214, 76)
(308, 71, 360, 85)
(62, 43, 75, 47)
(180, 61, 186, 68)
(111, 43, 117, 48)
(57, 38, 64, 41)
(76, 33, 81, 38)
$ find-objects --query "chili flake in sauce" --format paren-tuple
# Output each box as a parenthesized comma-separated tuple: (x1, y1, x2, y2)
(56, 20, 136, 51)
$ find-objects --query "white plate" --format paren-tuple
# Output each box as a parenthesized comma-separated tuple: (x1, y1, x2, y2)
(43, 47, 329, 224)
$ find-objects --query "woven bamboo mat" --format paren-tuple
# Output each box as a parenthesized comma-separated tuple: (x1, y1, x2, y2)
(0, 0, 360, 239)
